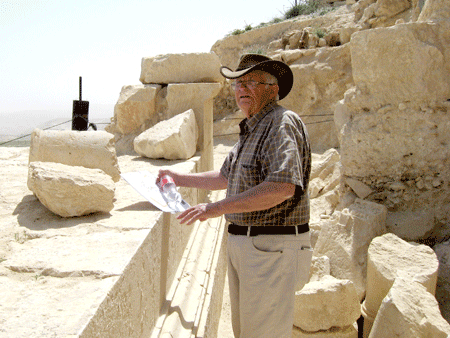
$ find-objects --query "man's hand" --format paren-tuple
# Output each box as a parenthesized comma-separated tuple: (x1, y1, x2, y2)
(156, 169, 180, 186)
(177, 203, 223, 225)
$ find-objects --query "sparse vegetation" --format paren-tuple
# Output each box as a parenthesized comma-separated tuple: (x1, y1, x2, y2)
(284, 0, 321, 19)
(314, 27, 327, 39)
(227, 1, 334, 37)
(243, 44, 268, 56)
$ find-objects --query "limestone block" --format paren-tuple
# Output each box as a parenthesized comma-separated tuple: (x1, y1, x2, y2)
(140, 53, 222, 84)
(375, 0, 411, 19)
(292, 325, 358, 338)
(294, 275, 361, 332)
(309, 256, 331, 283)
(289, 30, 303, 49)
(280, 44, 352, 151)
(368, 278, 450, 338)
(434, 241, 450, 323)
(309, 149, 341, 199)
(268, 39, 284, 51)
(313, 199, 387, 300)
(113, 84, 161, 134)
(362, 233, 439, 336)
(134, 109, 198, 160)
(418, 0, 450, 22)
(339, 27, 360, 45)
(311, 148, 340, 181)
(350, 22, 449, 106)
(27, 162, 115, 217)
(29, 129, 121, 182)
(310, 188, 341, 224)
(345, 177, 373, 199)
(165, 83, 221, 172)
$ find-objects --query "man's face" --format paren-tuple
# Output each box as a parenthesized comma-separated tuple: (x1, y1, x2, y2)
(234, 71, 279, 119)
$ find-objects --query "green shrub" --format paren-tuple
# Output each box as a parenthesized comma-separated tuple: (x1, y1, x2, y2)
(226, 1, 334, 38)
(230, 28, 245, 36)
(314, 28, 326, 39)
(284, 1, 321, 19)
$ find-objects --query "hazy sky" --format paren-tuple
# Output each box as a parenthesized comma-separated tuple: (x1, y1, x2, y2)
(1, 0, 290, 118)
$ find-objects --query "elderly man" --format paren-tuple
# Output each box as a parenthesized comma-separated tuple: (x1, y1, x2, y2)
(157, 54, 312, 338)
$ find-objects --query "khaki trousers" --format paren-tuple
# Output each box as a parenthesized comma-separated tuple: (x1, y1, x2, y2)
(227, 231, 312, 338)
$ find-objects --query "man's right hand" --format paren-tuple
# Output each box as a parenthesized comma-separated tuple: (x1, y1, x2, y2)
(156, 169, 180, 186)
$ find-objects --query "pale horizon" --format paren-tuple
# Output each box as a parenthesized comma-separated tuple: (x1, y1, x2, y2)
(1, 0, 289, 119)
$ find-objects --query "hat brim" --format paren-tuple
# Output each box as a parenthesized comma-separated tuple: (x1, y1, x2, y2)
(220, 60, 293, 100)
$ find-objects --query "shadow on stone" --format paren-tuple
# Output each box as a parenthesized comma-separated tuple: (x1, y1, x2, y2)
(12, 194, 111, 231)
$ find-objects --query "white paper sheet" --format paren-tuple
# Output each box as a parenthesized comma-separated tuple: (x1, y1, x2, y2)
(120, 171, 191, 213)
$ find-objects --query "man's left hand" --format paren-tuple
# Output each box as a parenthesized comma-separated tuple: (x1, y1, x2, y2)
(177, 203, 222, 225)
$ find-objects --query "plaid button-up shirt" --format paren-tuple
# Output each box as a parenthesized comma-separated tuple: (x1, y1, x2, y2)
(220, 103, 311, 226)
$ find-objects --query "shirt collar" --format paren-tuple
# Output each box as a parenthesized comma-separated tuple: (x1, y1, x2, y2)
(240, 102, 278, 135)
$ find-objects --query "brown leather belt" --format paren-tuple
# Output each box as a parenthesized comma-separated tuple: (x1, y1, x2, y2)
(228, 223, 309, 237)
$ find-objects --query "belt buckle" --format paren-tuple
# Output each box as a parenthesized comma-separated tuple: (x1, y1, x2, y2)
(247, 225, 251, 237)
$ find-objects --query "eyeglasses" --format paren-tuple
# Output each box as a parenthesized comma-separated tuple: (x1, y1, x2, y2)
(231, 80, 276, 90)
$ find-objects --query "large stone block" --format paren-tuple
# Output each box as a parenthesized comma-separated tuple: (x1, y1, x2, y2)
(279, 45, 353, 151)
(350, 22, 449, 106)
(339, 101, 450, 179)
(368, 278, 450, 338)
(140, 53, 222, 84)
(294, 275, 361, 332)
(313, 199, 387, 300)
(362, 233, 439, 337)
(134, 109, 198, 160)
(309, 148, 341, 199)
(165, 83, 221, 172)
(113, 84, 161, 134)
(27, 162, 115, 217)
(29, 129, 121, 182)
(375, 0, 411, 19)
(434, 241, 450, 323)
(418, 0, 450, 22)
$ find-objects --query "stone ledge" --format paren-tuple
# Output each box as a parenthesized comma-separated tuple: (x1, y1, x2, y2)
(0, 147, 204, 338)
(152, 190, 228, 338)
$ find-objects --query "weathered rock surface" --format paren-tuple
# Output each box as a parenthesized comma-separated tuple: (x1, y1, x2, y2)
(313, 199, 387, 300)
(294, 275, 361, 332)
(113, 84, 161, 134)
(309, 255, 331, 283)
(434, 241, 450, 323)
(165, 83, 221, 170)
(134, 109, 198, 160)
(362, 233, 439, 336)
(369, 278, 450, 338)
(1, 146, 202, 338)
(350, 22, 449, 107)
(29, 129, 121, 182)
(27, 161, 115, 217)
(309, 148, 341, 200)
(140, 53, 223, 84)
(211, 6, 355, 70)
(292, 325, 358, 338)
(337, 15, 450, 245)
(418, 0, 450, 22)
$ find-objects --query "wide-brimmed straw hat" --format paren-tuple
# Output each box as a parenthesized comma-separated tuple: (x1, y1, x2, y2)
(220, 54, 294, 100)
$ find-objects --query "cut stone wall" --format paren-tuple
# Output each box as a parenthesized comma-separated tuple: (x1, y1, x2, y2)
(336, 18, 450, 245)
